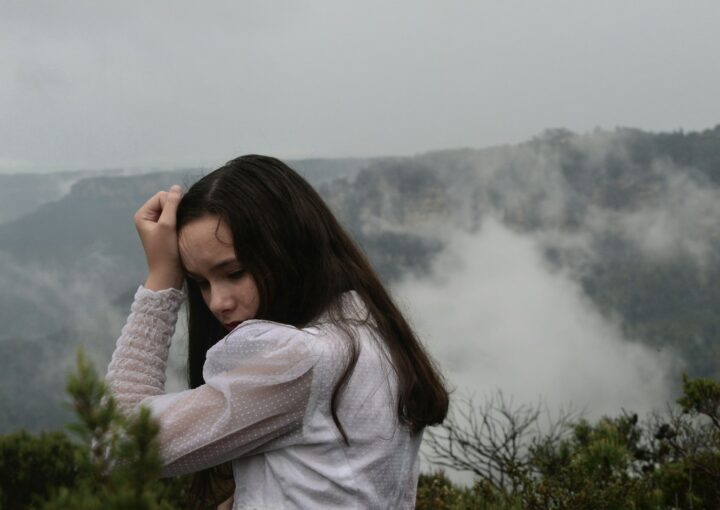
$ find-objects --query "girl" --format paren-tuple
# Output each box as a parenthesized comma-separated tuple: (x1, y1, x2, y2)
(106, 155, 449, 509)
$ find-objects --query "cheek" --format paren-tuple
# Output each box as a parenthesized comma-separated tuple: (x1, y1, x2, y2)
(243, 277, 261, 312)
(199, 287, 212, 308)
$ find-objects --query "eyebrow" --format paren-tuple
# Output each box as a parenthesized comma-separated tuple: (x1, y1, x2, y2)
(185, 258, 240, 279)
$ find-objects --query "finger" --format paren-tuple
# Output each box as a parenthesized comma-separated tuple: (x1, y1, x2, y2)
(158, 185, 182, 227)
(135, 191, 168, 224)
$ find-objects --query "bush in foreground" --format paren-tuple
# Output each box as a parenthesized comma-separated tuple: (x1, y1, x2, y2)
(1, 350, 720, 509)
(426, 377, 720, 509)
(0, 349, 189, 510)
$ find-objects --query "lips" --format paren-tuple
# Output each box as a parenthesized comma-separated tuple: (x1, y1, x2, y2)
(224, 321, 242, 331)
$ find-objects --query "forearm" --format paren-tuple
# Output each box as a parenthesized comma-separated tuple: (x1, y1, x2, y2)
(106, 285, 185, 415)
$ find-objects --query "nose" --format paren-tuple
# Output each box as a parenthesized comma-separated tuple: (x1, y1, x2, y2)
(208, 285, 234, 319)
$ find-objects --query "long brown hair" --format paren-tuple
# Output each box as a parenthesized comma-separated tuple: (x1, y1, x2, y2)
(176, 155, 448, 508)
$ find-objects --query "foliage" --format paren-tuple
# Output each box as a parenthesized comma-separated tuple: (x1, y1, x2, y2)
(423, 377, 720, 509)
(0, 348, 191, 510)
(0, 430, 79, 509)
(3, 352, 720, 508)
(416, 471, 522, 510)
(424, 392, 574, 494)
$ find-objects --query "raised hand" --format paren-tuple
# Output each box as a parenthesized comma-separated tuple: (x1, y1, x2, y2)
(134, 185, 184, 291)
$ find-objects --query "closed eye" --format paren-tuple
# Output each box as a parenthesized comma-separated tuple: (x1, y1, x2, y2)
(228, 270, 245, 280)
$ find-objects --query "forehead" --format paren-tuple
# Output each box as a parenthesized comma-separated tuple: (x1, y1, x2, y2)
(178, 215, 236, 273)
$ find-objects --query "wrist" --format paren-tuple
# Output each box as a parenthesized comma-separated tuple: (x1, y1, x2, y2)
(144, 270, 184, 291)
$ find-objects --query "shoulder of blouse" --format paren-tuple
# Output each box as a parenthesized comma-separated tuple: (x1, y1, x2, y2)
(205, 319, 330, 367)
(203, 292, 375, 377)
(211, 290, 372, 351)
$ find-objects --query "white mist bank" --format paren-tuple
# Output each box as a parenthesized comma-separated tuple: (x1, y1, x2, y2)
(394, 218, 677, 418)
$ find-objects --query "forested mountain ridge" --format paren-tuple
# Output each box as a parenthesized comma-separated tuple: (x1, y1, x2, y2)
(1, 126, 718, 432)
(324, 125, 720, 378)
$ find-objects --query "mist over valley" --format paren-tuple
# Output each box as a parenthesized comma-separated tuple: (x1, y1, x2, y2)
(1, 126, 719, 433)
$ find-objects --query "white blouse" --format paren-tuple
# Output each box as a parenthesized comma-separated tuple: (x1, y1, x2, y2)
(106, 286, 423, 509)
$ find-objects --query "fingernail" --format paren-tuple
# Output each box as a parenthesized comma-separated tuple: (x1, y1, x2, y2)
(170, 184, 182, 193)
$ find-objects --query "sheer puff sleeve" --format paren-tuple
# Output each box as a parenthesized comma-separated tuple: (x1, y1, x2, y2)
(106, 286, 317, 477)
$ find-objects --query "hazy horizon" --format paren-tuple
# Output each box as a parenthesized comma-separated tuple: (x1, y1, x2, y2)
(2, 1, 719, 173)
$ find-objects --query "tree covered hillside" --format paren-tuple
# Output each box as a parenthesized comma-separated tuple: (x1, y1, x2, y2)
(323, 126, 720, 380)
(0, 126, 718, 433)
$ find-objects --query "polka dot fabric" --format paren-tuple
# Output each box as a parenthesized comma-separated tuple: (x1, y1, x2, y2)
(107, 287, 423, 509)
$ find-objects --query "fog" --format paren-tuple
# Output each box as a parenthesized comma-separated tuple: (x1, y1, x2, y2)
(395, 219, 676, 418)
(0, 250, 128, 350)
(1, 126, 715, 435)
(2, 2, 719, 494)
(2, 1, 720, 172)
(615, 170, 720, 268)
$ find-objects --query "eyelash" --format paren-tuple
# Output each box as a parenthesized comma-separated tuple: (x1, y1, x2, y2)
(192, 270, 245, 288)
(228, 270, 245, 280)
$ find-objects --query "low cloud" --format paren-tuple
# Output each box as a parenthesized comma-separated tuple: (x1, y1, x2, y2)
(615, 165, 720, 268)
(0, 250, 130, 354)
(394, 218, 677, 418)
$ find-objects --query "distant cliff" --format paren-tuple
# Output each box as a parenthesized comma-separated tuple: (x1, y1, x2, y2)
(1, 126, 719, 432)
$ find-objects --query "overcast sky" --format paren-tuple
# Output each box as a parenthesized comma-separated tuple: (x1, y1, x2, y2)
(2, 0, 719, 173)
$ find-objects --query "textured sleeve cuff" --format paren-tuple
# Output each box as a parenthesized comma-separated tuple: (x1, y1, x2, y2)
(106, 284, 187, 414)
(135, 285, 185, 311)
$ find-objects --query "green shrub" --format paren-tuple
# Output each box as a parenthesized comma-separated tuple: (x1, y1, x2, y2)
(38, 348, 189, 510)
(416, 471, 522, 510)
(3, 351, 720, 509)
(0, 430, 79, 509)
(425, 377, 720, 509)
